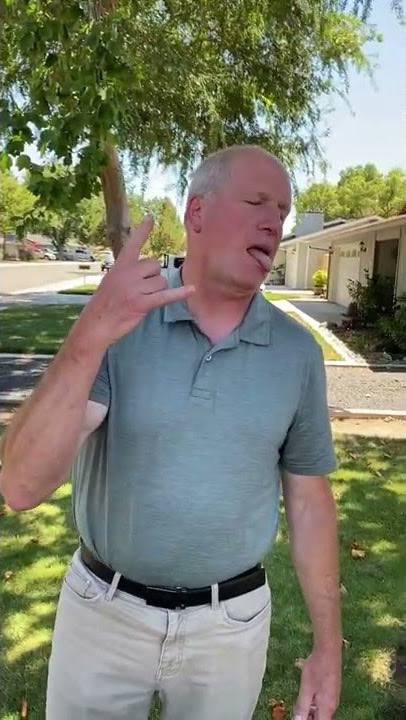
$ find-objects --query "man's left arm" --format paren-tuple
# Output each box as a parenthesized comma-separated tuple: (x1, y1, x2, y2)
(282, 470, 342, 720)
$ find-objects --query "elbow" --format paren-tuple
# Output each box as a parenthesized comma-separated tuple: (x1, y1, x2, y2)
(0, 471, 41, 512)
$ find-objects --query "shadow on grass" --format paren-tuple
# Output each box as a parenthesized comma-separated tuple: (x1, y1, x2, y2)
(0, 305, 83, 354)
(0, 436, 405, 720)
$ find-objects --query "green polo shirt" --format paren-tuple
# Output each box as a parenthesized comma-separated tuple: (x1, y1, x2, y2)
(72, 269, 336, 588)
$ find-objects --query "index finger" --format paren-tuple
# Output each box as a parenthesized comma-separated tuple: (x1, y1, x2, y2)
(118, 215, 154, 262)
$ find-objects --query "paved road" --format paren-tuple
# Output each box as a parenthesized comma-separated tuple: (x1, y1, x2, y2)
(0, 261, 101, 293)
(327, 366, 406, 411)
(0, 355, 404, 411)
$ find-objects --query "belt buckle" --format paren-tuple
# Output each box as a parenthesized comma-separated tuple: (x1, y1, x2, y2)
(145, 585, 188, 610)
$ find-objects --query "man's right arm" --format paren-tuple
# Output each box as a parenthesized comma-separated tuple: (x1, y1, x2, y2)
(0, 216, 194, 512)
(0, 323, 109, 511)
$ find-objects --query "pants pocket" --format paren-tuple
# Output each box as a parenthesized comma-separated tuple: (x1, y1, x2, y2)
(63, 556, 108, 602)
(220, 580, 271, 628)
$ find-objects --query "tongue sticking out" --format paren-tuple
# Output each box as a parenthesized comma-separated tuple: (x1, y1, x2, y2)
(247, 247, 272, 273)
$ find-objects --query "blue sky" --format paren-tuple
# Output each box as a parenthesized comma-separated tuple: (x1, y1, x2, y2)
(134, 4, 405, 232)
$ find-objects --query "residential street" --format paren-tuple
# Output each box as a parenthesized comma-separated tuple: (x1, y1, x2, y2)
(0, 261, 100, 293)
(0, 355, 405, 411)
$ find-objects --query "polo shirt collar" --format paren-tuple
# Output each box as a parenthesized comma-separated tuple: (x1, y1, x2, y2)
(163, 268, 271, 346)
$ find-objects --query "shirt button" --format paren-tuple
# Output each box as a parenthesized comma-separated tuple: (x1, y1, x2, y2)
(205, 354, 212, 362)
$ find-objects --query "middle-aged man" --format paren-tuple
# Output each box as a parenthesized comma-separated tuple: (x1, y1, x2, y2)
(0, 145, 341, 720)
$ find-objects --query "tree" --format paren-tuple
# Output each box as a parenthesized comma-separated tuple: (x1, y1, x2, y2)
(0, 170, 36, 258)
(295, 182, 341, 223)
(144, 197, 185, 258)
(24, 203, 83, 253)
(0, 1, 387, 257)
(76, 193, 107, 246)
(296, 165, 406, 220)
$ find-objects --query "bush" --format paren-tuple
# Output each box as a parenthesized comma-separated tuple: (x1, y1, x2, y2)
(312, 269, 328, 288)
(376, 305, 406, 354)
(347, 271, 395, 325)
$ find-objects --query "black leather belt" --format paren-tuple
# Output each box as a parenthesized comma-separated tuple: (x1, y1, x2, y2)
(80, 544, 265, 610)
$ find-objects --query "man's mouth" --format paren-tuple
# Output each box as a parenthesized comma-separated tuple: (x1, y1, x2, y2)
(246, 245, 272, 273)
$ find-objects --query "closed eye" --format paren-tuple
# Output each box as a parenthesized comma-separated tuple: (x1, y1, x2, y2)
(245, 200, 262, 206)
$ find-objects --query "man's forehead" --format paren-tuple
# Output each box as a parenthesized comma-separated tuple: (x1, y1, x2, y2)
(231, 161, 291, 200)
(231, 153, 290, 183)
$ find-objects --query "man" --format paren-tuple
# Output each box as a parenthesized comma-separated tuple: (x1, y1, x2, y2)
(0, 145, 342, 720)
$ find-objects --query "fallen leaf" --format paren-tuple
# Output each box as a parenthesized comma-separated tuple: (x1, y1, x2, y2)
(20, 698, 29, 718)
(270, 700, 286, 720)
(294, 657, 305, 670)
(4, 571, 14, 581)
(340, 583, 348, 596)
(351, 541, 366, 560)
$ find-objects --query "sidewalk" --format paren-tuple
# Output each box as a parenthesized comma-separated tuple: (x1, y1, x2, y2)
(0, 354, 405, 415)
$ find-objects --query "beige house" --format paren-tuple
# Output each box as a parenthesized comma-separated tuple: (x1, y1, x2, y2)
(276, 213, 406, 308)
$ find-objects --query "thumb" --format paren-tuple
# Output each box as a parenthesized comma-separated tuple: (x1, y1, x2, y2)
(143, 284, 195, 312)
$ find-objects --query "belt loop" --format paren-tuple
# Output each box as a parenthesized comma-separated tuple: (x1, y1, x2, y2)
(106, 571, 121, 601)
(211, 583, 219, 611)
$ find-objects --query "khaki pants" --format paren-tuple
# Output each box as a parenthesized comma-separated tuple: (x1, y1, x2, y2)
(46, 550, 271, 720)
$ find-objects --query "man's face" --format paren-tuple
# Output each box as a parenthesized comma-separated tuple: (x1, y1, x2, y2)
(190, 152, 292, 293)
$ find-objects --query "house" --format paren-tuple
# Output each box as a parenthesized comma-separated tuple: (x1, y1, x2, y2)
(275, 212, 406, 308)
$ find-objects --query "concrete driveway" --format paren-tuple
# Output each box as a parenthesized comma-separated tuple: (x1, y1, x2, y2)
(289, 299, 347, 325)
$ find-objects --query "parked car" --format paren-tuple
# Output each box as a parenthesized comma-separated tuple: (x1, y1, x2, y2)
(101, 251, 114, 272)
(42, 249, 57, 260)
(62, 247, 95, 262)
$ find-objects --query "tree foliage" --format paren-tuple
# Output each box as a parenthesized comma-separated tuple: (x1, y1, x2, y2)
(0, 0, 393, 253)
(0, 169, 36, 235)
(296, 165, 406, 220)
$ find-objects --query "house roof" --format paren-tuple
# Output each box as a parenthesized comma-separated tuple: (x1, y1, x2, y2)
(280, 215, 405, 249)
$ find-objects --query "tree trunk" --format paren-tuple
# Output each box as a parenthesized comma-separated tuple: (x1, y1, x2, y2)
(100, 143, 131, 259)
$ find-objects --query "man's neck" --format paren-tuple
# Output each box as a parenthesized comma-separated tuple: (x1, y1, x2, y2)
(181, 261, 255, 345)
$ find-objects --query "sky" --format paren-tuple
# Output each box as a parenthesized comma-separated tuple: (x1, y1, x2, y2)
(131, 3, 406, 233)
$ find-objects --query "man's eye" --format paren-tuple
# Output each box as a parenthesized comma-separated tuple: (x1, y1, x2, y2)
(245, 200, 261, 205)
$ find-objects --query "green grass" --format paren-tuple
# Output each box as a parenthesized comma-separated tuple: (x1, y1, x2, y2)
(263, 291, 311, 301)
(57, 285, 98, 296)
(0, 436, 404, 719)
(0, 305, 83, 354)
(288, 311, 343, 361)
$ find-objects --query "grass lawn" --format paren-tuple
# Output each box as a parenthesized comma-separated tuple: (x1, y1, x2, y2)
(0, 302, 342, 361)
(287, 311, 343, 361)
(263, 291, 312, 302)
(1, 436, 404, 719)
(57, 285, 98, 296)
(0, 305, 83, 354)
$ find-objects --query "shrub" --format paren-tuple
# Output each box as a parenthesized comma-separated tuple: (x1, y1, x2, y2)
(347, 271, 395, 324)
(376, 305, 406, 354)
(312, 269, 328, 288)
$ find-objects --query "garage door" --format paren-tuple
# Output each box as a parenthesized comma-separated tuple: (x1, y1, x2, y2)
(335, 243, 361, 307)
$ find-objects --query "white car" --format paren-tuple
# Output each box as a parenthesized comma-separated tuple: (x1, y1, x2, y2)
(62, 247, 95, 262)
(43, 249, 57, 260)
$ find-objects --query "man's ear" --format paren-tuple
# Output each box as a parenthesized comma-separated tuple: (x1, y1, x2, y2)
(185, 196, 203, 233)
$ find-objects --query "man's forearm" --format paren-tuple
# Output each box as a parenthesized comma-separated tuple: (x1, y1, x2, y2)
(287, 483, 342, 650)
(0, 317, 107, 511)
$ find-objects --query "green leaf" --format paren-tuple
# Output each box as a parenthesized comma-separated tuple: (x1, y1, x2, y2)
(0, 153, 12, 171)
(16, 154, 32, 171)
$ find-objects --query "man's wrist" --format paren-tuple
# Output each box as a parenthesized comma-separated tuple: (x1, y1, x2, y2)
(313, 636, 343, 655)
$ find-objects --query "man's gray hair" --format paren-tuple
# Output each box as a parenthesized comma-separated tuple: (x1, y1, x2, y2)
(186, 145, 277, 204)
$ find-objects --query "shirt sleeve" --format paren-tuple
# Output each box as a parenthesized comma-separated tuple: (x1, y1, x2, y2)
(280, 342, 337, 476)
(88, 352, 111, 408)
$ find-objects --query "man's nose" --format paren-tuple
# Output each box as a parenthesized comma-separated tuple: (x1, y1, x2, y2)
(258, 214, 283, 238)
